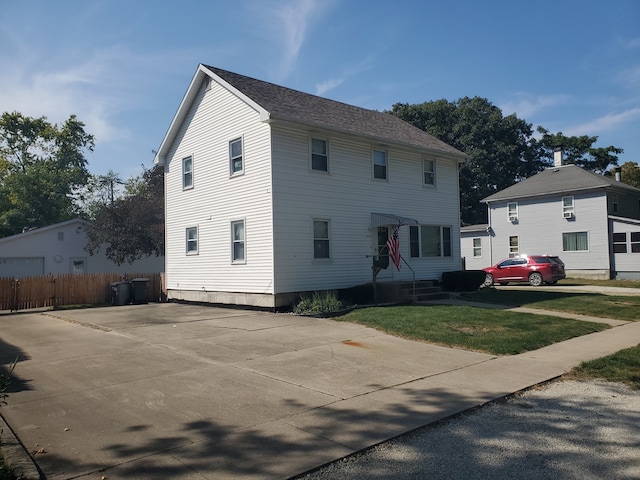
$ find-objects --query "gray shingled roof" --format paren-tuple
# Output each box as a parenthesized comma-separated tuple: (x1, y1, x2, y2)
(204, 65, 465, 159)
(482, 164, 640, 202)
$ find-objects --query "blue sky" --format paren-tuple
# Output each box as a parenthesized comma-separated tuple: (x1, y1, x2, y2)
(1, 0, 639, 180)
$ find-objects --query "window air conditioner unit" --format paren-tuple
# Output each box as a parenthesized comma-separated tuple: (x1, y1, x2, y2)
(508, 215, 517, 222)
(563, 211, 573, 219)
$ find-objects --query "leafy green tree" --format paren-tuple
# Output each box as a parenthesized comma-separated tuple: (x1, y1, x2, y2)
(0, 112, 94, 236)
(85, 165, 164, 265)
(618, 161, 640, 188)
(391, 97, 544, 225)
(532, 127, 623, 174)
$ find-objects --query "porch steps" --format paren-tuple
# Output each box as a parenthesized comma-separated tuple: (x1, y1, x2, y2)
(398, 280, 450, 303)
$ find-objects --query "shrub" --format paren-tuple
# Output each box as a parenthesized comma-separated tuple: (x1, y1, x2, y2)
(442, 270, 486, 292)
(293, 291, 346, 315)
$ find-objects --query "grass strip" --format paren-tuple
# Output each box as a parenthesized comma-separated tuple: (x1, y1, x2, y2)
(462, 290, 640, 321)
(571, 344, 640, 389)
(336, 305, 608, 355)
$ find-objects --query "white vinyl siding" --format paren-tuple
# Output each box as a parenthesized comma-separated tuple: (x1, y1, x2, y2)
(164, 77, 273, 294)
(270, 125, 462, 292)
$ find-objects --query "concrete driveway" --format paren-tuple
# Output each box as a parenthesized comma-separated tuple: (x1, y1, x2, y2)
(1, 302, 639, 479)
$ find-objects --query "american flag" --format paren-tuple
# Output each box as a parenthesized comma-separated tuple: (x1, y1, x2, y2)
(386, 227, 401, 271)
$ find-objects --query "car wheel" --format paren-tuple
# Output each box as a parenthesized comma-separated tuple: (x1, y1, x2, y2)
(484, 274, 495, 287)
(529, 272, 543, 286)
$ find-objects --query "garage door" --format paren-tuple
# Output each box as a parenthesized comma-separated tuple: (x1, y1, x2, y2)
(0, 257, 45, 278)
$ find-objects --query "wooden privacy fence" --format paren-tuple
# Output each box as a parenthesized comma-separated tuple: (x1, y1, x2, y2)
(0, 273, 162, 312)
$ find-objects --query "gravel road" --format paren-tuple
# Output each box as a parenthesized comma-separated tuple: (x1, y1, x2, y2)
(297, 380, 640, 480)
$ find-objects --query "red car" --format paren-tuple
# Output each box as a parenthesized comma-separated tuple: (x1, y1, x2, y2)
(483, 255, 566, 287)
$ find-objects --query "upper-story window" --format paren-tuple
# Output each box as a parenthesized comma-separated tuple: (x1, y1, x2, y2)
(230, 137, 243, 175)
(562, 196, 574, 218)
(423, 159, 436, 186)
(310, 138, 329, 172)
(507, 202, 518, 222)
(612, 194, 619, 213)
(183, 156, 193, 189)
(231, 220, 246, 263)
(372, 150, 387, 180)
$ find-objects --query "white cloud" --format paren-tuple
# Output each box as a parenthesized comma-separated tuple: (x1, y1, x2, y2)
(499, 93, 571, 118)
(315, 56, 376, 96)
(564, 108, 640, 136)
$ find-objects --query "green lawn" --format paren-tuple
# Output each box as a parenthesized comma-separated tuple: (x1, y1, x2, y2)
(559, 278, 640, 289)
(571, 345, 640, 389)
(336, 305, 608, 355)
(462, 289, 640, 321)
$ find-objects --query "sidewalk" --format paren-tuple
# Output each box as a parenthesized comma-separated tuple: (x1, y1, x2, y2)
(1, 302, 639, 480)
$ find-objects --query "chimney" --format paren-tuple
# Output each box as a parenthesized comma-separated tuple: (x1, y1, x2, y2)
(553, 147, 564, 167)
(615, 167, 622, 182)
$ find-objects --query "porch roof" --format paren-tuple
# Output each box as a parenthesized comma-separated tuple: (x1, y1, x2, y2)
(370, 213, 420, 229)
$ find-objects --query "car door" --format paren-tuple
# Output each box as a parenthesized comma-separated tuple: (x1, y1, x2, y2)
(509, 258, 530, 281)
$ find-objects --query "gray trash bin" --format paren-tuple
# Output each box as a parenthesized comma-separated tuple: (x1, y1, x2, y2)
(130, 278, 149, 304)
(111, 282, 131, 306)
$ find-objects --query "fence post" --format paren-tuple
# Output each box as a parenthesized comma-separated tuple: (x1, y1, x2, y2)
(11, 279, 20, 312)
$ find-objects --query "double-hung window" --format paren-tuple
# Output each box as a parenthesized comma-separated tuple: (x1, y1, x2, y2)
(613, 232, 627, 253)
(230, 137, 243, 175)
(507, 202, 518, 221)
(409, 225, 452, 257)
(509, 235, 519, 257)
(472, 238, 482, 258)
(612, 194, 619, 213)
(563, 231, 588, 252)
(186, 227, 198, 255)
(372, 150, 387, 180)
(632, 232, 640, 253)
(313, 219, 330, 259)
(423, 159, 436, 186)
(231, 220, 245, 263)
(311, 138, 329, 172)
(183, 156, 193, 189)
(562, 196, 574, 217)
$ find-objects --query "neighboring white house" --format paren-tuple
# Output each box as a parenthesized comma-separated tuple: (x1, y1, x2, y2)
(461, 151, 640, 279)
(460, 224, 490, 271)
(154, 64, 467, 308)
(0, 218, 164, 278)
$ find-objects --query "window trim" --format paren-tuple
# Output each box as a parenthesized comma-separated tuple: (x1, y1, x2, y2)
(231, 219, 246, 264)
(423, 158, 436, 187)
(613, 232, 627, 253)
(372, 149, 388, 181)
(612, 194, 619, 213)
(310, 137, 330, 173)
(229, 137, 244, 176)
(182, 155, 194, 190)
(312, 218, 331, 261)
(631, 232, 640, 253)
(186, 226, 199, 255)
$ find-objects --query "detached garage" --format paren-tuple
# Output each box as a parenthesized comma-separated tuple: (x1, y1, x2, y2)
(0, 257, 44, 278)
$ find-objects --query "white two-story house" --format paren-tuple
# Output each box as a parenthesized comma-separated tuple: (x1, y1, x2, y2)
(154, 65, 467, 308)
(463, 151, 640, 279)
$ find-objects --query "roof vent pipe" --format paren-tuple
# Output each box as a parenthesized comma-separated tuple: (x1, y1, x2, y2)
(615, 167, 622, 182)
(553, 147, 564, 167)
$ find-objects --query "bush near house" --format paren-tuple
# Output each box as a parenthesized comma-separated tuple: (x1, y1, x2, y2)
(442, 270, 486, 292)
